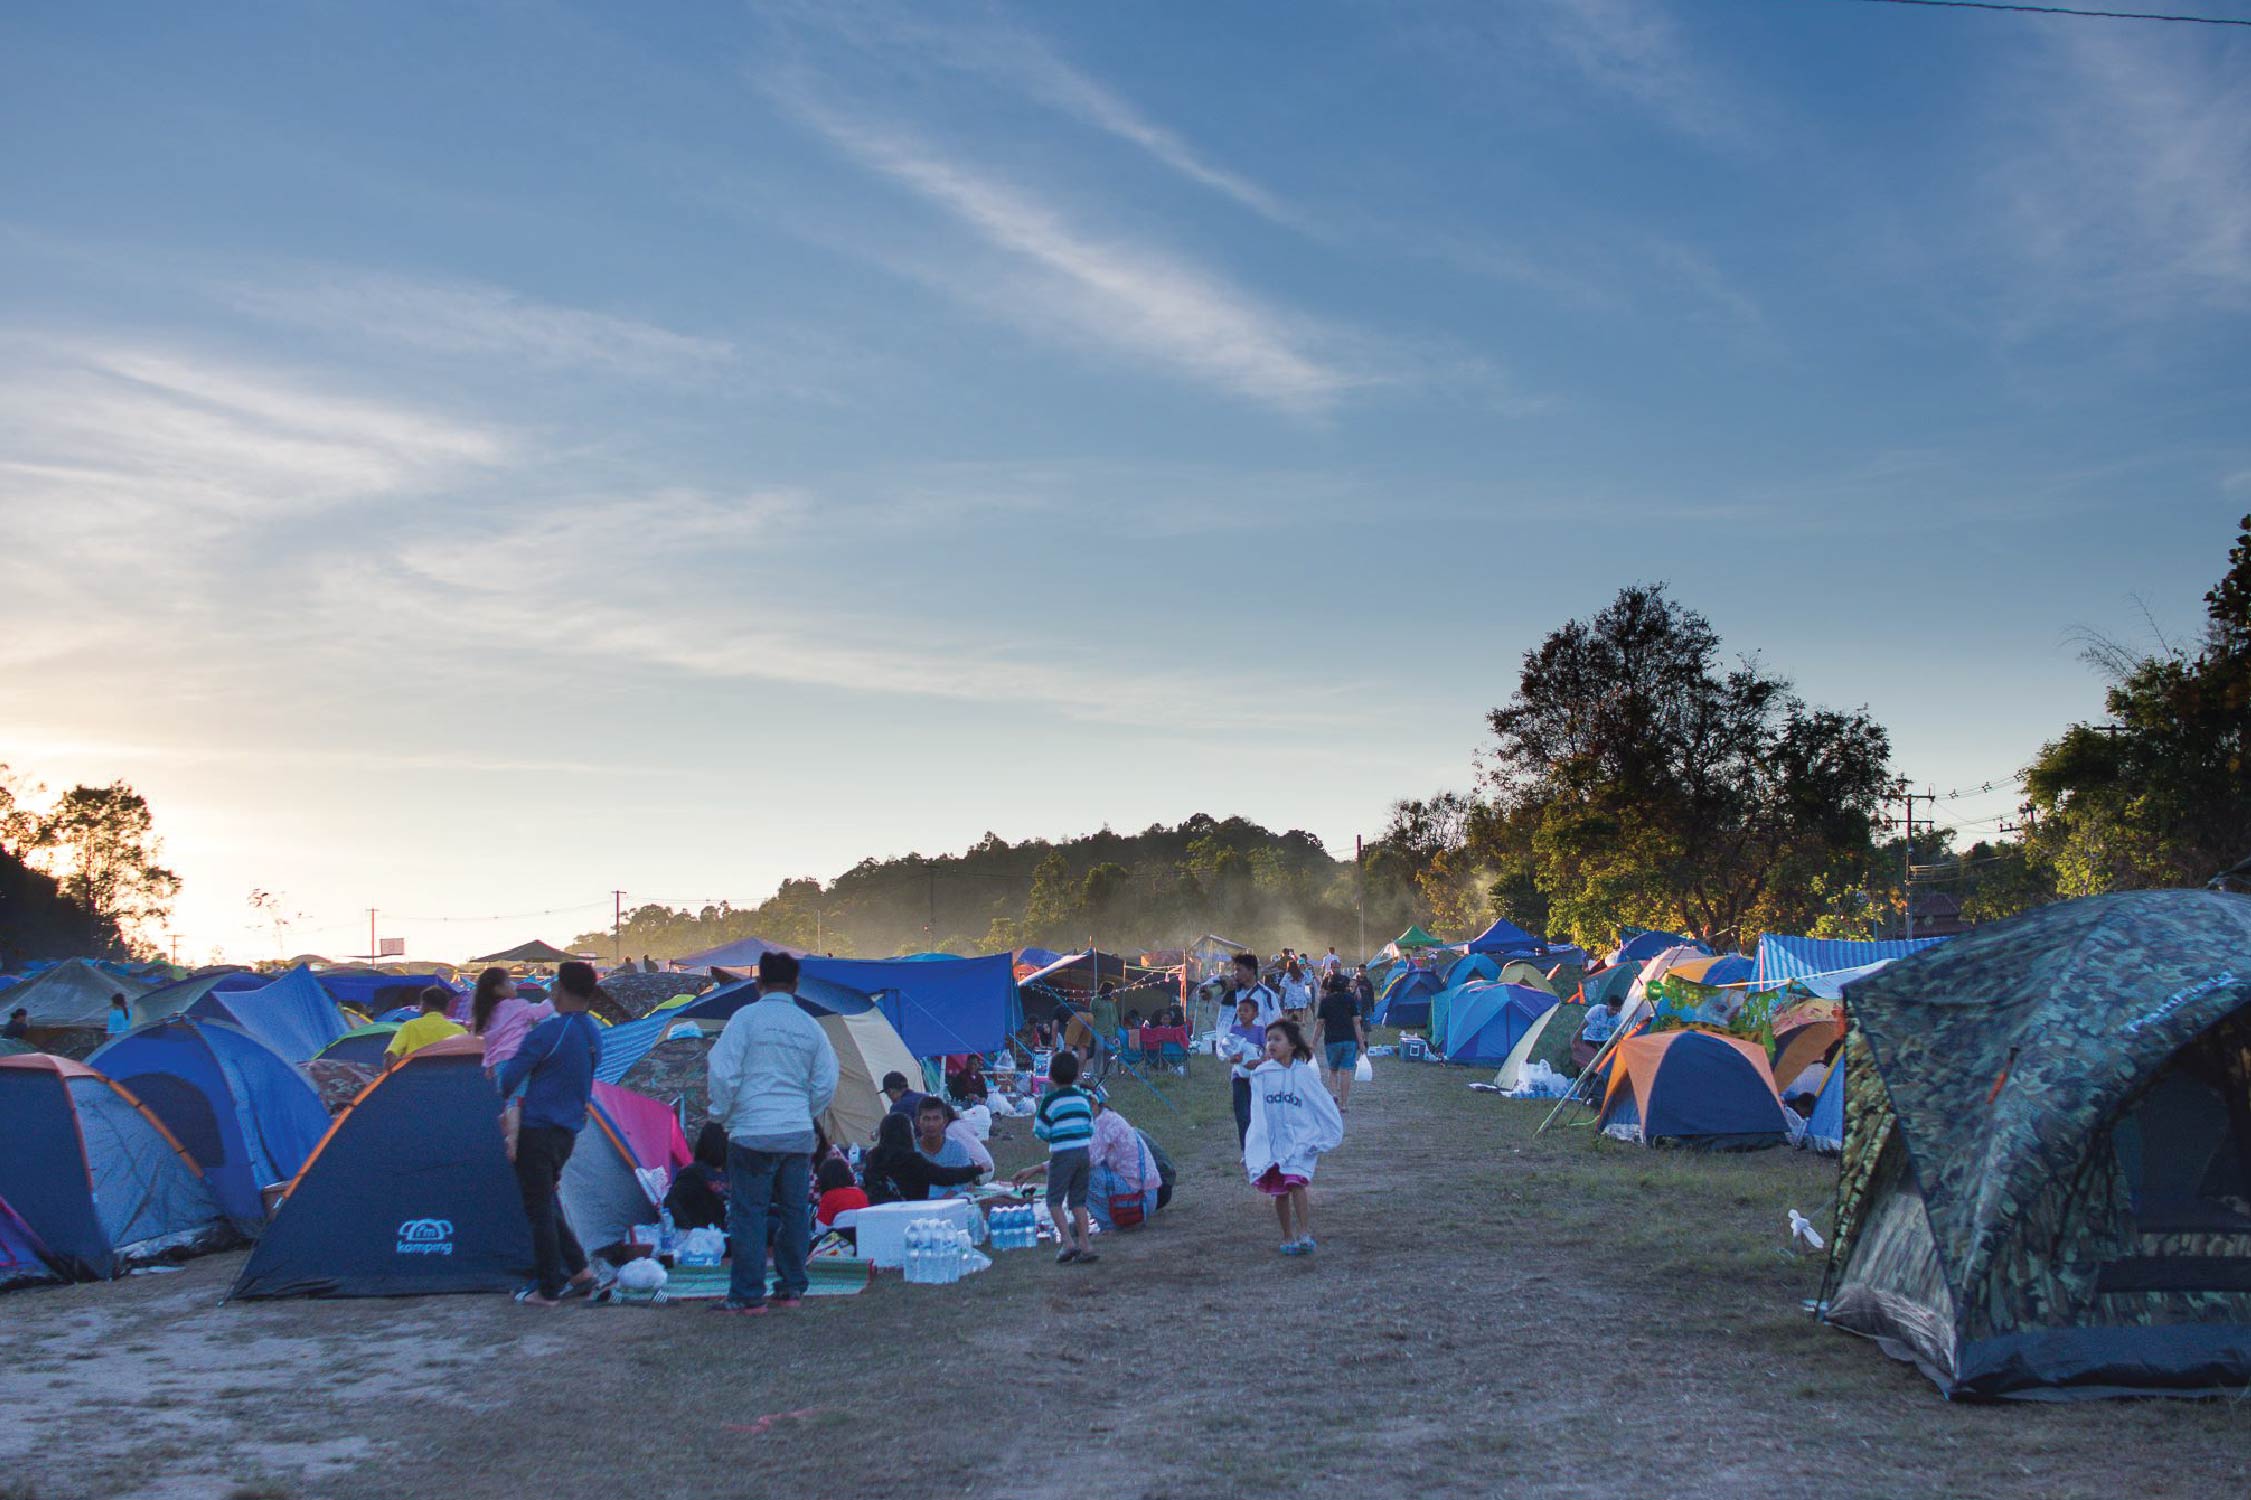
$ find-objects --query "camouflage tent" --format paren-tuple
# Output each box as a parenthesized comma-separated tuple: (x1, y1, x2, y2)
(1822, 890, 2251, 1400)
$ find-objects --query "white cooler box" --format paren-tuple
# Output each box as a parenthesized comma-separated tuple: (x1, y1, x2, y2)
(851, 1197, 975, 1269)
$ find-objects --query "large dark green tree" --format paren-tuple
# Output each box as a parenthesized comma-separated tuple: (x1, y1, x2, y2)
(1482, 584, 1894, 949)
(2023, 514, 2251, 892)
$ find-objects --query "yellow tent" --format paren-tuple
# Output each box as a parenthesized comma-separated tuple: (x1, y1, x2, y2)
(817, 1008, 920, 1149)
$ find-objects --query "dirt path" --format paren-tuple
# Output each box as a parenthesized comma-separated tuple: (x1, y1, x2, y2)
(5, 1059, 2249, 1500)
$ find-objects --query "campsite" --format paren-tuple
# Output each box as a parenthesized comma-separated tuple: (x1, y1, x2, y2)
(7, 5, 2251, 1497)
(7, 1040, 2251, 1500)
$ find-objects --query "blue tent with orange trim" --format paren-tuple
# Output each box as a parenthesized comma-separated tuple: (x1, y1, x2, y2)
(90, 1017, 331, 1234)
(0, 1055, 233, 1279)
(229, 1035, 652, 1299)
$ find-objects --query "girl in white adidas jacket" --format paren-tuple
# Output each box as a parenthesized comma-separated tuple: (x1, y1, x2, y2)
(1242, 1018, 1344, 1255)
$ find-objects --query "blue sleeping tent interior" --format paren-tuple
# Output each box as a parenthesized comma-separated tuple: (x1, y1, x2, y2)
(89, 1017, 332, 1234)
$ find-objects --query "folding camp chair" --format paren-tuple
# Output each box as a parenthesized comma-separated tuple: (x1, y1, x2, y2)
(1158, 1037, 1189, 1077)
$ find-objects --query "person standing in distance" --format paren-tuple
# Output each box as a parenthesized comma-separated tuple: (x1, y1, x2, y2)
(706, 950, 839, 1316)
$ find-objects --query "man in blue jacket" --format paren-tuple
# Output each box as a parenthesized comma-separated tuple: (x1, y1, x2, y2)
(496, 960, 604, 1306)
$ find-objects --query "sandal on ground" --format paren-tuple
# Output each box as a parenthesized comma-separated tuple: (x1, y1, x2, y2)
(513, 1287, 562, 1305)
(710, 1299, 769, 1316)
(1054, 1248, 1080, 1265)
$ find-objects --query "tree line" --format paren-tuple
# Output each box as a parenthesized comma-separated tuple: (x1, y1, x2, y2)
(580, 514, 2251, 961)
(8, 518, 2243, 966)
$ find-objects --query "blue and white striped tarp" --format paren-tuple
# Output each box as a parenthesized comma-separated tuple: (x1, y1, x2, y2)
(1756, 933, 1950, 987)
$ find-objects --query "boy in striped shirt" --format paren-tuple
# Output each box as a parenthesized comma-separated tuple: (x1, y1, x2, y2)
(1034, 1050, 1099, 1265)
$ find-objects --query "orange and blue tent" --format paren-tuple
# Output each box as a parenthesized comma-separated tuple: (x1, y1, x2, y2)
(1596, 1030, 1790, 1150)
(0, 1054, 233, 1279)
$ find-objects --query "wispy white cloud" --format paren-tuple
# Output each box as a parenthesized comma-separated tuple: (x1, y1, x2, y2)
(1991, 29, 2251, 321)
(770, 83, 1359, 414)
(218, 269, 735, 379)
(757, 1, 1304, 228)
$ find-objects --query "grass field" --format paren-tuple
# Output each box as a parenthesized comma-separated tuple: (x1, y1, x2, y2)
(3, 1052, 2248, 1500)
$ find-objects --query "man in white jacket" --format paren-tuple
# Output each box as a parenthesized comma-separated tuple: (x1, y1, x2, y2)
(706, 950, 839, 1315)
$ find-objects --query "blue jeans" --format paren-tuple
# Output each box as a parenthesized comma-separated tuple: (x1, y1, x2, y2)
(725, 1144, 811, 1306)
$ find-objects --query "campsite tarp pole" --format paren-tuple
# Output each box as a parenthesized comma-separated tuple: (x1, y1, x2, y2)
(1534, 1012, 1634, 1136)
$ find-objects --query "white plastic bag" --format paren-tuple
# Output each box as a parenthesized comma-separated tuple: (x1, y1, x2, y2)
(677, 1226, 726, 1265)
(1354, 1054, 1373, 1083)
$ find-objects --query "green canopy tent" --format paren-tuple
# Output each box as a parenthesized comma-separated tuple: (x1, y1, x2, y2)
(1390, 925, 1444, 952)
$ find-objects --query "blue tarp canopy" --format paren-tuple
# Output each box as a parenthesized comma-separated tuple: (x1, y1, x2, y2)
(801, 953, 1015, 1058)
(188, 966, 351, 1064)
(1700, 954, 1757, 986)
(1755, 934, 1949, 987)
(1014, 946, 1064, 969)
(1466, 918, 1546, 956)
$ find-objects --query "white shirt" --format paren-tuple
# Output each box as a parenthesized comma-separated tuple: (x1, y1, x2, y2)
(1230, 982, 1281, 1029)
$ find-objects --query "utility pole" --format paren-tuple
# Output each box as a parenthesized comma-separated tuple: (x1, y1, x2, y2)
(1899, 784, 1937, 940)
(612, 890, 627, 968)
(926, 871, 936, 944)
(1355, 834, 1366, 961)
(367, 908, 377, 965)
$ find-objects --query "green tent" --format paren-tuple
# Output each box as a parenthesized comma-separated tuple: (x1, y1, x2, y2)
(1822, 890, 2251, 1400)
(1391, 925, 1444, 952)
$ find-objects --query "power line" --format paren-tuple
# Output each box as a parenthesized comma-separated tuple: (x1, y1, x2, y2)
(1829, 0, 2251, 26)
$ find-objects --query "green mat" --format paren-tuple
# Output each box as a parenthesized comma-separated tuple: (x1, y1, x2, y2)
(659, 1257, 872, 1300)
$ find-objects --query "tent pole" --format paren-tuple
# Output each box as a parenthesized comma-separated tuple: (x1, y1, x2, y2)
(1535, 1011, 1633, 1136)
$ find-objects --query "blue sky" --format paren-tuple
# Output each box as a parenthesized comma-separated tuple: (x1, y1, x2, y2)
(1, 1, 2245, 962)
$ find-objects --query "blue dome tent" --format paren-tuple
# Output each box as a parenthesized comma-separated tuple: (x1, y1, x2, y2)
(0, 1055, 233, 1280)
(1443, 983, 1560, 1066)
(90, 1017, 332, 1235)
(1374, 967, 1444, 1029)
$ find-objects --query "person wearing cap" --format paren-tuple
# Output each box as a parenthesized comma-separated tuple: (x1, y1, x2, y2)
(705, 950, 839, 1317)
(881, 1070, 925, 1123)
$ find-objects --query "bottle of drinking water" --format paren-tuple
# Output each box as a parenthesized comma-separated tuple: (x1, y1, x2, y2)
(904, 1222, 924, 1285)
(657, 1205, 675, 1259)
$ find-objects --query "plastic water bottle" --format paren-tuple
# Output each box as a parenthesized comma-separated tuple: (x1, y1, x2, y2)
(904, 1222, 921, 1284)
(657, 1205, 675, 1258)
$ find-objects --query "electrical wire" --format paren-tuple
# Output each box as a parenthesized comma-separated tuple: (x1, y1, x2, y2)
(1829, 0, 2251, 25)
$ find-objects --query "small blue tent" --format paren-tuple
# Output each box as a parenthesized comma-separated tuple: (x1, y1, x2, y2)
(1616, 930, 1702, 964)
(311, 970, 454, 1016)
(1467, 918, 1546, 956)
(230, 1038, 529, 1298)
(1374, 967, 1444, 1029)
(1444, 983, 1560, 1065)
(801, 954, 1016, 1058)
(229, 1036, 655, 1299)
(1441, 952, 1503, 990)
(1699, 954, 1758, 987)
(189, 966, 351, 1063)
(0, 1055, 232, 1279)
(0, 1195, 59, 1290)
(1805, 1058, 1844, 1154)
(1597, 1030, 1790, 1150)
(89, 1018, 332, 1234)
